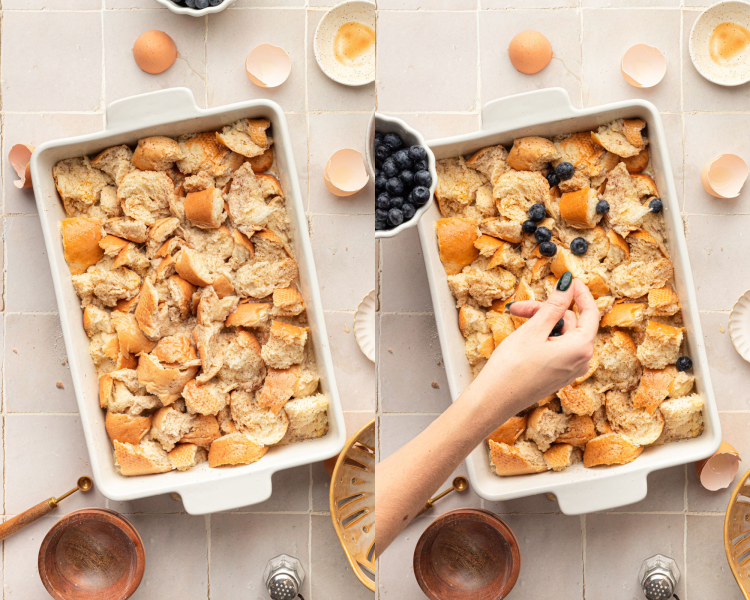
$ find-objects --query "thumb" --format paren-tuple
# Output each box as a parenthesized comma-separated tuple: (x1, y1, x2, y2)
(526, 271, 575, 336)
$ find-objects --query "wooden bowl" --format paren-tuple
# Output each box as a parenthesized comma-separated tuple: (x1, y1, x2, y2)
(38, 508, 145, 600)
(414, 508, 520, 600)
(725, 467, 750, 599)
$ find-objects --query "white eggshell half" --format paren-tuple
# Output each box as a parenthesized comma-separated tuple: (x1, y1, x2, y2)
(325, 148, 369, 196)
(701, 153, 749, 198)
(245, 44, 291, 88)
(8, 144, 35, 189)
(621, 44, 667, 88)
(354, 289, 376, 362)
(696, 440, 741, 491)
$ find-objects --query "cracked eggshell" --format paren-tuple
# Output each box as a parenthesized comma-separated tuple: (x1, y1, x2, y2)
(324, 148, 369, 197)
(695, 441, 741, 491)
(9, 144, 35, 189)
(701, 154, 749, 198)
(621, 44, 667, 88)
(245, 44, 291, 88)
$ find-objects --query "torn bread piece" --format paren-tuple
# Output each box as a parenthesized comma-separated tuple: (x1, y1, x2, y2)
(636, 321, 683, 370)
(591, 119, 648, 158)
(132, 136, 183, 171)
(261, 321, 308, 369)
(168, 443, 208, 471)
(208, 432, 268, 467)
(279, 393, 329, 444)
(583, 433, 643, 467)
(526, 406, 570, 453)
(53, 157, 112, 217)
(489, 439, 548, 476)
(544, 443, 582, 472)
(114, 439, 173, 476)
(507, 136, 558, 171)
(435, 157, 488, 216)
(216, 118, 272, 158)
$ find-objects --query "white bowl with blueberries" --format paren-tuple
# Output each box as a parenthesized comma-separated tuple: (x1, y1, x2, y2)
(370, 113, 437, 239)
(156, 0, 235, 15)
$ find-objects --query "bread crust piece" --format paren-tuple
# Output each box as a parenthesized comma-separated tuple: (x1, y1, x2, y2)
(648, 283, 680, 317)
(230, 389, 289, 445)
(526, 406, 571, 452)
(559, 187, 602, 229)
(225, 302, 273, 328)
(104, 217, 148, 244)
(132, 136, 183, 171)
(488, 439, 548, 476)
(435, 157, 488, 216)
(486, 415, 527, 446)
(137, 352, 199, 405)
(633, 367, 675, 414)
(168, 443, 207, 471)
(184, 186, 227, 229)
(493, 170, 549, 223)
(182, 379, 230, 416)
(179, 414, 221, 448)
(465, 145, 510, 187)
(601, 163, 651, 238)
(216, 119, 272, 158)
(654, 393, 704, 444)
(544, 443, 582, 472)
(105, 411, 152, 445)
(583, 433, 643, 467)
(261, 321, 308, 369)
(605, 389, 664, 446)
(436, 217, 479, 275)
(218, 329, 267, 391)
(114, 439, 173, 476)
(507, 136, 559, 171)
(479, 217, 523, 244)
(558, 380, 604, 416)
(555, 414, 596, 447)
(247, 148, 274, 173)
(591, 119, 647, 158)
(53, 157, 112, 217)
(636, 320, 683, 370)
(208, 432, 268, 467)
(600, 303, 646, 328)
(592, 330, 642, 392)
(608, 258, 674, 299)
(61, 217, 104, 275)
(622, 147, 649, 174)
(447, 265, 517, 308)
(117, 170, 174, 226)
(279, 393, 329, 444)
(91, 145, 134, 186)
(177, 132, 230, 175)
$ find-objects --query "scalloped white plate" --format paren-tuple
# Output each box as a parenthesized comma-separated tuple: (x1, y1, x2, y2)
(730, 289, 750, 362)
(354, 289, 376, 362)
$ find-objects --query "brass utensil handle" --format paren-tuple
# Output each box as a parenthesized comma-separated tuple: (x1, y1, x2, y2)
(0, 499, 55, 541)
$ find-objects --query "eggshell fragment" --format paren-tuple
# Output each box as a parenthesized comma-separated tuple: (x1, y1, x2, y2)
(695, 440, 741, 491)
(245, 44, 292, 88)
(9, 144, 35, 189)
(132, 30, 177, 75)
(701, 154, 749, 198)
(621, 44, 667, 88)
(507, 30, 553, 75)
(324, 149, 369, 197)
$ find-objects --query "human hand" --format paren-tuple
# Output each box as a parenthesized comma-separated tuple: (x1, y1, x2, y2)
(472, 272, 600, 418)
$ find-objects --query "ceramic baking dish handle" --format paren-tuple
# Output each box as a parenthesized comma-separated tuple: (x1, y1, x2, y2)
(481, 87, 578, 133)
(552, 471, 648, 515)
(175, 470, 274, 515)
(105, 87, 202, 132)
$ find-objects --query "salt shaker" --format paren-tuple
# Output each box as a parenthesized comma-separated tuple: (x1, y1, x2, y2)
(264, 554, 306, 600)
(638, 554, 680, 600)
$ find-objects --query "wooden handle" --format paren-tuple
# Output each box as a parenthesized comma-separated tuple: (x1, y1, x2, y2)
(0, 499, 55, 542)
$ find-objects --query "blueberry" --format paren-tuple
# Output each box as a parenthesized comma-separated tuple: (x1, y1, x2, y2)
(539, 241, 557, 257)
(534, 226, 552, 244)
(676, 356, 693, 372)
(411, 186, 430, 206)
(552, 318, 565, 332)
(375, 208, 388, 222)
(209, 0, 223, 5)
(649, 198, 663, 213)
(398, 170, 415, 189)
(393, 149, 413, 171)
(386, 177, 404, 196)
(374, 132, 383, 146)
(389, 196, 404, 210)
(381, 158, 398, 178)
(388, 207, 404, 227)
(376, 193, 391, 211)
(375, 174, 388, 193)
(184, 0, 196, 6)
(546, 171, 560, 188)
(195, 0, 209, 7)
(414, 159, 428, 172)
(414, 170, 432, 188)
(402, 203, 416, 221)
(522, 220, 538, 234)
(409, 145, 427, 162)
(383, 132, 404, 150)
(555, 162, 575, 181)
(528, 203, 546, 222)
(570, 237, 588, 256)
(596, 199, 610, 215)
(375, 145, 391, 164)
(376, 219, 387, 231)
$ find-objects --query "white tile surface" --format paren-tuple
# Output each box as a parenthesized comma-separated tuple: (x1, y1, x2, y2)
(5, 216, 58, 312)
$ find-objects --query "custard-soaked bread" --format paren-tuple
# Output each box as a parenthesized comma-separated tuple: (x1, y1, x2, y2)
(257, 367, 298, 414)
(225, 163, 277, 235)
(114, 439, 173, 476)
(592, 330, 642, 392)
(447, 265, 517, 307)
(487, 240, 525, 277)
(654, 393, 704, 444)
(72, 266, 142, 308)
(558, 380, 604, 416)
(458, 305, 489, 337)
(559, 187, 602, 229)
(608, 258, 674, 299)
(132, 136, 183, 171)
(489, 439, 548, 476)
(261, 321, 308, 369)
(218, 330, 267, 390)
(493, 170, 549, 223)
(632, 366, 674, 414)
(150, 405, 196, 453)
(216, 118, 272, 158)
(104, 217, 148, 244)
(465, 332, 494, 366)
(233, 258, 299, 299)
(435, 157, 488, 216)
(105, 411, 152, 446)
(177, 132, 230, 175)
(117, 170, 174, 225)
(54, 157, 113, 217)
(555, 414, 596, 448)
(631, 174, 659, 199)
(526, 406, 570, 453)
(486, 311, 515, 346)
(180, 414, 221, 448)
(465, 145, 510, 187)
(591, 119, 648, 158)
(486, 415, 527, 446)
(553, 132, 605, 177)
(544, 443, 582, 472)
(208, 432, 268, 467)
(91, 145, 134, 186)
(622, 147, 650, 174)
(605, 389, 664, 446)
(507, 136, 558, 171)
(61, 217, 104, 275)
(182, 379, 230, 416)
(279, 393, 329, 444)
(601, 163, 651, 237)
(583, 433, 643, 467)
(436, 217, 479, 275)
(185, 187, 227, 229)
(168, 443, 208, 471)
(230, 390, 289, 446)
(636, 320, 683, 369)
(479, 217, 523, 244)
(600, 302, 646, 328)
(648, 283, 680, 317)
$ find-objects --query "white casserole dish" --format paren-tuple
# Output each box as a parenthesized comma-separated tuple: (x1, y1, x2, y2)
(417, 87, 721, 515)
(30, 87, 346, 515)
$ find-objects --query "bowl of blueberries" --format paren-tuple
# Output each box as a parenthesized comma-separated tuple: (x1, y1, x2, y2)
(370, 113, 437, 238)
(156, 0, 235, 15)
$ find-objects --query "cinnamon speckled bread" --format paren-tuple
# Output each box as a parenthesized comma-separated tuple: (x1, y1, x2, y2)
(53, 118, 327, 476)
(433, 119, 702, 476)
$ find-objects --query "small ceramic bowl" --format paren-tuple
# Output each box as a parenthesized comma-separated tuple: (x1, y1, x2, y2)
(689, 1, 750, 86)
(314, 1, 376, 86)
(154, 0, 237, 16)
(414, 508, 521, 600)
(38, 508, 145, 600)
(372, 113, 438, 239)
(730, 289, 750, 362)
